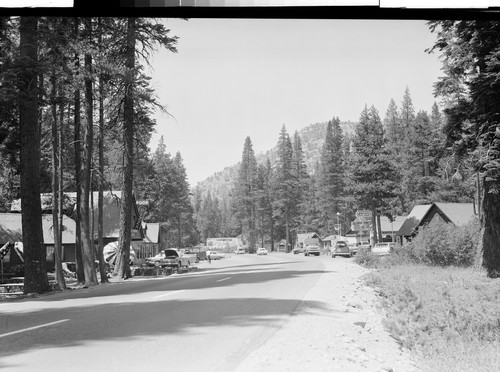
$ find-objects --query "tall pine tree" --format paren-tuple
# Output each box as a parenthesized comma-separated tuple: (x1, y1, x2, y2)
(234, 137, 258, 253)
(272, 125, 294, 251)
(349, 106, 397, 244)
(319, 117, 344, 235)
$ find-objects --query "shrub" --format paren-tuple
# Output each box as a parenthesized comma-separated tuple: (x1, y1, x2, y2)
(406, 219, 479, 267)
(354, 245, 414, 269)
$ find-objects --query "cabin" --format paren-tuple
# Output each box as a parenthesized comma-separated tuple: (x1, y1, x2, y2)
(397, 203, 476, 243)
(64, 191, 144, 245)
(0, 213, 77, 265)
(345, 216, 406, 244)
(322, 235, 341, 248)
(8, 191, 144, 259)
(135, 222, 160, 259)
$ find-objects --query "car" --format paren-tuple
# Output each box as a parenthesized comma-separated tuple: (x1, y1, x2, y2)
(304, 245, 320, 256)
(371, 242, 392, 256)
(207, 250, 224, 260)
(179, 249, 200, 263)
(332, 241, 352, 258)
(234, 248, 246, 254)
(145, 253, 166, 267)
(146, 249, 192, 268)
(256, 247, 268, 255)
(358, 241, 371, 252)
(292, 247, 304, 255)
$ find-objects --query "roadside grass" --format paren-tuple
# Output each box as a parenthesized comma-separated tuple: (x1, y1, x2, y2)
(360, 260, 500, 371)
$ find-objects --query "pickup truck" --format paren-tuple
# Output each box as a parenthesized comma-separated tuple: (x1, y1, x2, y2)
(146, 249, 192, 269)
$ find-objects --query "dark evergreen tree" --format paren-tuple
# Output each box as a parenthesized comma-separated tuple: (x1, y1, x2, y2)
(256, 159, 274, 249)
(272, 125, 294, 251)
(18, 17, 50, 294)
(428, 20, 500, 277)
(291, 131, 310, 232)
(234, 137, 258, 253)
(349, 105, 397, 244)
(318, 117, 344, 235)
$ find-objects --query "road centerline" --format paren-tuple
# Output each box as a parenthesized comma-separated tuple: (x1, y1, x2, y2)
(216, 277, 232, 282)
(0, 319, 69, 339)
(153, 289, 186, 299)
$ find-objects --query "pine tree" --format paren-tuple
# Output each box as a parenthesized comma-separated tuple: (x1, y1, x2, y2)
(18, 17, 50, 294)
(172, 152, 194, 248)
(429, 20, 500, 277)
(291, 131, 309, 232)
(349, 105, 397, 244)
(318, 117, 344, 235)
(256, 159, 274, 250)
(272, 125, 294, 251)
(234, 137, 258, 253)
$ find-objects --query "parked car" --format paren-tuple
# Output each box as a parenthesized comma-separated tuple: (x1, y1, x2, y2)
(207, 250, 225, 260)
(358, 241, 371, 252)
(371, 242, 392, 256)
(292, 247, 304, 254)
(304, 245, 320, 256)
(256, 247, 268, 255)
(146, 249, 192, 268)
(179, 249, 200, 263)
(234, 248, 246, 254)
(332, 241, 352, 258)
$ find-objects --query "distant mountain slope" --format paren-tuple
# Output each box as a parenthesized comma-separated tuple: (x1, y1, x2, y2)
(194, 120, 357, 201)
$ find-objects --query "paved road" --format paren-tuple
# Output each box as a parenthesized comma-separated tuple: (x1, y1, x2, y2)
(0, 253, 326, 371)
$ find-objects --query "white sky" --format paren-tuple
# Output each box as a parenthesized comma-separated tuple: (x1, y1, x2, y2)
(147, 18, 444, 186)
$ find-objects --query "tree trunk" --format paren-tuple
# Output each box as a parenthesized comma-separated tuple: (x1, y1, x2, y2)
(479, 180, 500, 278)
(80, 18, 97, 285)
(371, 210, 378, 245)
(73, 19, 85, 283)
(51, 66, 66, 290)
(285, 217, 290, 253)
(178, 215, 182, 248)
(97, 25, 108, 283)
(114, 17, 135, 279)
(58, 98, 66, 289)
(269, 211, 274, 251)
(376, 211, 383, 243)
(19, 17, 49, 294)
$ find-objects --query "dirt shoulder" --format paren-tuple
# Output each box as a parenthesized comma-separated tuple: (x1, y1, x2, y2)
(236, 255, 420, 372)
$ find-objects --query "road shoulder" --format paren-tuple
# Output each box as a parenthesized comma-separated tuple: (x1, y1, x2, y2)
(236, 255, 420, 372)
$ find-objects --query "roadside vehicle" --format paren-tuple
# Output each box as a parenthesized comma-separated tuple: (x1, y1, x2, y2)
(234, 248, 246, 254)
(292, 247, 304, 255)
(358, 241, 371, 252)
(304, 245, 320, 256)
(179, 248, 200, 263)
(371, 242, 392, 256)
(145, 253, 165, 267)
(207, 250, 225, 260)
(146, 249, 192, 268)
(332, 241, 352, 258)
(256, 247, 268, 255)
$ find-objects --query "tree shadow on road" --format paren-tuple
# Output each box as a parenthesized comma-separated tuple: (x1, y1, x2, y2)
(0, 295, 342, 361)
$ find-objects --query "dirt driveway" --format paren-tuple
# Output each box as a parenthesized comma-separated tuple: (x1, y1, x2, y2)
(235, 255, 420, 372)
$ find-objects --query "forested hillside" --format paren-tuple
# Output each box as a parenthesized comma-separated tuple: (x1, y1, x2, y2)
(192, 85, 477, 253)
(195, 120, 357, 202)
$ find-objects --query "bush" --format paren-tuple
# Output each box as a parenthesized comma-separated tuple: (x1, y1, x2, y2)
(406, 219, 480, 267)
(354, 245, 414, 269)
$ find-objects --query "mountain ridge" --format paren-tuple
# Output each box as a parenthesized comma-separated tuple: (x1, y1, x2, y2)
(194, 119, 357, 202)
